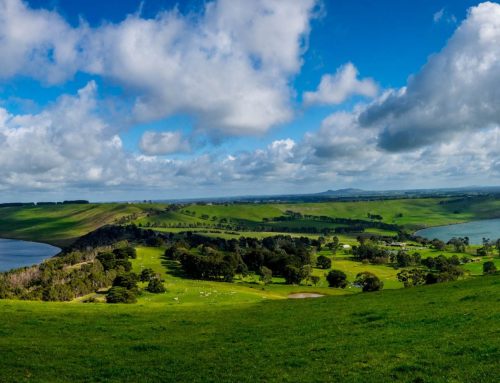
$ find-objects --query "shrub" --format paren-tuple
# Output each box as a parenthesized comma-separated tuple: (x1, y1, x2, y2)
(115, 259, 132, 272)
(310, 275, 320, 286)
(397, 269, 426, 287)
(355, 272, 383, 292)
(106, 287, 137, 303)
(113, 247, 137, 259)
(146, 277, 166, 293)
(326, 269, 348, 288)
(283, 265, 310, 285)
(483, 261, 497, 275)
(96, 252, 116, 271)
(259, 266, 273, 285)
(316, 255, 332, 269)
(112, 273, 138, 290)
(140, 268, 156, 282)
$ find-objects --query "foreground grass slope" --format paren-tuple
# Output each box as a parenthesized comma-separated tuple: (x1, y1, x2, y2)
(0, 275, 498, 382)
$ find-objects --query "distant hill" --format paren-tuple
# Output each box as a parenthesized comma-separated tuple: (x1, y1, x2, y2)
(316, 188, 368, 196)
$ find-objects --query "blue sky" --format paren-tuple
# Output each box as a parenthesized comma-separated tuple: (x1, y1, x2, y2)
(0, 0, 499, 201)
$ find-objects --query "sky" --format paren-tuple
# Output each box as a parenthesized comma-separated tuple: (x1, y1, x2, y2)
(0, 0, 499, 202)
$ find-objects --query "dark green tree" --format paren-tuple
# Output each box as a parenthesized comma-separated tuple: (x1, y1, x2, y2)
(140, 268, 156, 282)
(106, 286, 137, 303)
(316, 255, 332, 269)
(483, 261, 497, 275)
(355, 272, 383, 292)
(146, 277, 166, 293)
(259, 266, 273, 285)
(326, 269, 348, 288)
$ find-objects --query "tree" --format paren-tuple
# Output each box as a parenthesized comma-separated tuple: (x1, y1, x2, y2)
(310, 275, 320, 286)
(397, 269, 426, 287)
(326, 236, 340, 253)
(483, 261, 497, 275)
(447, 237, 466, 253)
(96, 252, 116, 271)
(146, 277, 166, 293)
(431, 239, 446, 251)
(115, 259, 132, 272)
(112, 273, 138, 290)
(326, 269, 348, 288)
(140, 268, 156, 282)
(106, 286, 137, 303)
(477, 247, 488, 257)
(259, 266, 273, 285)
(284, 265, 308, 285)
(355, 272, 383, 292)
(316, 255, 332, 269)
(113, 247, 137, 259)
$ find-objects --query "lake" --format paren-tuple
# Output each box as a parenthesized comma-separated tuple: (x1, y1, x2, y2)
(415, 218, 500, 245)
(0, 238, 60, 272)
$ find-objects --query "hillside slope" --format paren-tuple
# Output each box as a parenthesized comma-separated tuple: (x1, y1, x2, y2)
(0, 275, 498, 382)
(0, 203, 158, 246)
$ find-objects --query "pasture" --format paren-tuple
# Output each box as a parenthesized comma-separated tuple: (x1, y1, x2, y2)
(0, 274, 498, 382)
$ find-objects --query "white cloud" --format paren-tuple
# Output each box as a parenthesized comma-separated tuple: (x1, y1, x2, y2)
(139, 131, 190, 155)
(433, 8, 445, 23)
(0, 0, 81, 84)
(433, 8, 457, 24)
(0, 0, 318, 137)
(303, 63, 378, 106)
(360, 2, 500, 151)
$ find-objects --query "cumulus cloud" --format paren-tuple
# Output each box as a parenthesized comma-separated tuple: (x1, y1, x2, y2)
(0, 0, 318, 137)
(139, 131, 190, 155)
(2, 0, 500, 198)
(303, 63, 378, 106)
(360, 1, 500, 151)
(0, 82, 127, 190)
(0, 0, 81, 83)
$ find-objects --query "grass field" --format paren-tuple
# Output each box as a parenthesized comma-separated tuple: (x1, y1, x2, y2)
(3, 197, 500, 247)
(0, 203, 158, 246)
(126, 247, 349, 306)
(0, 274, 498, 382)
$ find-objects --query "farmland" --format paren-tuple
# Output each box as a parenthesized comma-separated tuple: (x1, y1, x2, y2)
(1, 196, 500, 382)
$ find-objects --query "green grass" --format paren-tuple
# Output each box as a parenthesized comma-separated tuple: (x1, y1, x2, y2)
(0, 203, 158, 246)
(3, 197, 500, 247)
(126, 247, 348, 306)
(0, 274, 498, 382)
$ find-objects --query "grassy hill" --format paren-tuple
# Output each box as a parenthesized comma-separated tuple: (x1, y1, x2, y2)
(0, 274, 498, 382)
(0, 203, 159, 246)
(2, 196, 500, 247)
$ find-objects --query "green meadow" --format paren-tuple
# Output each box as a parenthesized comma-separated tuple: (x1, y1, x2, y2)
(0, 274, 498, 382)
(1, 197, 500, 382)
(2, 196, 500, 247)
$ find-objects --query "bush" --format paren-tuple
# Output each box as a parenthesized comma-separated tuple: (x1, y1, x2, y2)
(397, 269, 426, 287)
(326, 269, 348, 288)
(146, 277, 166, 293)
(259, 266, 273, 285)
(316, 255, 332, 269)
(96, 252, 116, 271)
(112, 273, 138, 290)
(355, 272, 383, 292)
(140, 268, 156, 282)
(283, 265, 310, 285)
(106, 287, 137, 303)
(483, 261, 497, 275)
(113, 247, 137, 259)
(310, 275, 320, 286)
(115, 259, 132, 272)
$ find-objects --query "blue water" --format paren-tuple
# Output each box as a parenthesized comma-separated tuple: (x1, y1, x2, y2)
(0, 238, 60, 272)
(415, 218, 500, 245)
